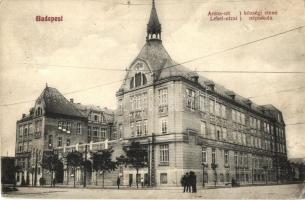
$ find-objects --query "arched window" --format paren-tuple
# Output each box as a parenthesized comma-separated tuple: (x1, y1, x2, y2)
(36, 107, 42, 116)
(130, 72, 147, 89)
(130, 77, 134, 89)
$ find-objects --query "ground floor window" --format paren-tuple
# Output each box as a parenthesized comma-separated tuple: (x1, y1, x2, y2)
(226, 173, 230, 182)
(160, 173, 167, 184)
(219, 173, 224, 182)
(204, 173, 208, 183)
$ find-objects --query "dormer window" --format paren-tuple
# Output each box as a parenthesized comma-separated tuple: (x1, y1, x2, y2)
(36, 107, 42, 116)
(130, 72, 147, 89)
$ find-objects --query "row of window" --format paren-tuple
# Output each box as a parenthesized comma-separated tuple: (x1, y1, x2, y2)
(202, 148, 273, 169)
(57, 121, 82, 134)
(130, 120, 148, 137)
(88, 126, 107, 139)
(130, 92, 148, 111)
(88, 113, 106, 123)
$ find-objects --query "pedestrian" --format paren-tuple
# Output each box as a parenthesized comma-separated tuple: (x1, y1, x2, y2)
(191, 172, 197, 193)
(39, 177, 43, 187)
(181, 174, 186, 192)
(141, 177, 144, 188)
(129, 177, 133, 187)
(52, 178, 56, 187)
(117, 176, 121, 189)
(185, 172, 191, 193)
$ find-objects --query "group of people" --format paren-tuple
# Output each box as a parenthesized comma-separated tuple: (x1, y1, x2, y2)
(181, 171, 197, 193)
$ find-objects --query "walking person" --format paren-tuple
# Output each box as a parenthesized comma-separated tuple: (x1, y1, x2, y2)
(191, 172, 197, 193)
(117, 176, 121, 189)
(141, 177, 144, 188)
(186, 172, 191, 193)
(181, 173, 187, 192)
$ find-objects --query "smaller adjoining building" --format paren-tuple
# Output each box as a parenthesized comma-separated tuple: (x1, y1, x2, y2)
(15, 85, 116, 186)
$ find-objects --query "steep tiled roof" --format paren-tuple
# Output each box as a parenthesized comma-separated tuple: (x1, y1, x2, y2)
(73, 103, 114, 123)
(136, 40, 176, 79)
(38, 87, 86, 119)
(135, 41, 280, 118)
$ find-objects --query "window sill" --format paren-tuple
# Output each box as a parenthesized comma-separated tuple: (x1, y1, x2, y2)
(159, 163, 169, 166)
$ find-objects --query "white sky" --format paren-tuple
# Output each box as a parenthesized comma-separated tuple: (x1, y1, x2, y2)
(0, 0, 304, 158)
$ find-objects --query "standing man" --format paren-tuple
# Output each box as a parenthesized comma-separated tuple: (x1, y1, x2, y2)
(186, 172, 191, 193)
(117, 176, 121, 189)
(181, 173, 186, 192)
(141, 177, 144, 188)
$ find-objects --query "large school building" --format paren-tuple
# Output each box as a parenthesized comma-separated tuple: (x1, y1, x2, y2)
(15, 0, 288, 187)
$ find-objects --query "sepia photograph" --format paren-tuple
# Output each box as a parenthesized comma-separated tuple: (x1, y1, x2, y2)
(0, 0, 305, 199)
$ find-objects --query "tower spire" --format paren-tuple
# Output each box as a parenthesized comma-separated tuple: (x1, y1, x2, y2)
(146, 0, 161, 41)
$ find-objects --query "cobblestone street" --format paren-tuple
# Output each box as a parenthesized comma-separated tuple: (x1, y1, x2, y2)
(3, 183, 305, 199)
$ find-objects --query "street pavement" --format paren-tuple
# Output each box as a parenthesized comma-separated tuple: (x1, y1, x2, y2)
(2, 183, 305, 199)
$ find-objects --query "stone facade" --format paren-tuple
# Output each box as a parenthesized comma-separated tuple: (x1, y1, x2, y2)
(15, 0, 288, 188)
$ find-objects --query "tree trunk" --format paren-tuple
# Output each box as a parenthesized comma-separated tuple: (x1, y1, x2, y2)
(51, 171, 53, 187)
(102, 171, 105, 188)
(67, 168, 69, 185)
(73, 168, 76, 188)
(96, 171, 98, 186)
(31, 172, 34, 186)
(136, 168, 139, 189)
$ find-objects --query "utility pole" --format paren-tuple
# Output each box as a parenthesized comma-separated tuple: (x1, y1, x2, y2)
(83, 145, 87, 187)
(34, 149, 38, 186)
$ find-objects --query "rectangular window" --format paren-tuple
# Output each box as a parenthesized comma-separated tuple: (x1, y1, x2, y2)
(136, 121, 142, 136)
(202, 147, 207, 163)
(62, 121, 67, 131)
(101, 128, 106, 139)
(93, 127, 99, 140)
(160, 144, 169, 164)
(234, 152, 238, 166)
(142, 93, 148, 108)
(200, 121, 206, 137)
(186, 88, 195, 110)
(160, 173, 168, 184)
(159, 88, 168, 106)
(66, 139, 70, 146)
(224, 150, 229, 164)
(223, 128, 227, 141)
(212, 148, 216, 164)
(143, 120, 148, 135)
(67, 122, 71, 133)
(58, 121, 62, 129)
(199, 95, 206, 112)
(130, 96, 134, 111)
(209, 99, 215, 114)
(221, 104, 226, 118)
(77, 123, 81, 134)
(215, 102, 220, 116)
(130, 122, 134, 137)
(216, 126, 221, 140)
(210, 124, 215, 139)
(58, 137, 62, 147)
(160, 118, 167, 134)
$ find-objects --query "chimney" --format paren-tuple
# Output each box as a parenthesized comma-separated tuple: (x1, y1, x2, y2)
(70, 98, 74, 103)
(22, 114, 26, 118)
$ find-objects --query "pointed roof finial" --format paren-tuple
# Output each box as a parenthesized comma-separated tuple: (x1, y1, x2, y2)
(46, 83, 48, 88)
(147, 0, 161, 41)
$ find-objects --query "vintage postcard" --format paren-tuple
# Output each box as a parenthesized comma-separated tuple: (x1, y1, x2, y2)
(0, 0, 305, 199)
